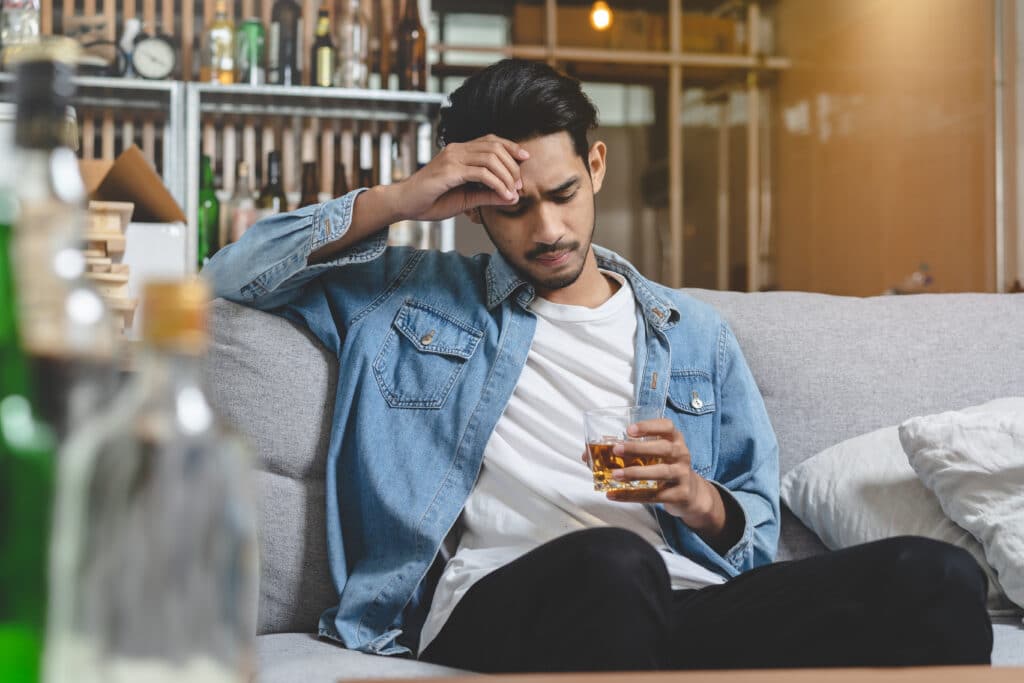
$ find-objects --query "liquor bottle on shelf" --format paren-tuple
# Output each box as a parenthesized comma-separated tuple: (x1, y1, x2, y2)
(0, 132, 57, 683)
(374, 0, 393, 89)
(299, 161, 319, 208)
(268, 0, 301, 86)
(396, 0, 426, 91)
(236, 18, 266, 86)
(197, 155, 220, 269)
(333, 161, 350, 197)
(46, 279, 259, 683)
(227, 160, 258, 244)
(335, 0, 369, 88)
(357, 131, 375, 188)
(258, 151, 288, 214)
(8, 42, 116, 443)
(310, 8, 335, 87)
(206, 0, 235, 84)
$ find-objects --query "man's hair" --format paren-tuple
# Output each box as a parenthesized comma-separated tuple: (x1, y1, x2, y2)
(437, 59, 599, 159)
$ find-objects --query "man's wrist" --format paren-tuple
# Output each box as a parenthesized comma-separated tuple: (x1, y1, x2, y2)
(362, 184, 405, 226)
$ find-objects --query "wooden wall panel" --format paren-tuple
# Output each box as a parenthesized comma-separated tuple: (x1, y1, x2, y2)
(774, 0, 997, 294)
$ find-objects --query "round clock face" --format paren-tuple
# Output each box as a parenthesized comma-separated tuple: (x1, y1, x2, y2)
(132, 36, 176, 80)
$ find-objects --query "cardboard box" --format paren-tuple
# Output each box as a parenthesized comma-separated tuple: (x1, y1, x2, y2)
(79, 145, 186, 224)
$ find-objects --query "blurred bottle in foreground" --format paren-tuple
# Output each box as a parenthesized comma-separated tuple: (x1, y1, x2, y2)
(46, 279, 259, 683)
(197, 155, 220, 269)
(8, 39, 116, 443)
(0, 117, 57, 683)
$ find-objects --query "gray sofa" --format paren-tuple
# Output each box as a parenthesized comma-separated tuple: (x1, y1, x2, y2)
(204, 289, 1024, 681)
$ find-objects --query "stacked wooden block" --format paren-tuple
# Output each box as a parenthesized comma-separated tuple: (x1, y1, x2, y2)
(84, 201, 136, 335)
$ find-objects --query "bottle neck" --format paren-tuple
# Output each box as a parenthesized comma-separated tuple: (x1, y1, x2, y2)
(201, 161, 215, 190)
(403, 0, 421, 24)
(137, 347, 213, 434)
(316, 17, 330, 37)
(267, 161, 282, 186)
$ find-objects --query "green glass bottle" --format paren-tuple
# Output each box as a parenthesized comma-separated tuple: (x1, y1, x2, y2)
(0, 180, 57, 683)
(198, 155, 220, 269)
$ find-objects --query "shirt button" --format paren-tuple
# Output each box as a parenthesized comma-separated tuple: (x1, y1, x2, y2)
(421, 331, 435, 345)
(691, 391, 704, 410)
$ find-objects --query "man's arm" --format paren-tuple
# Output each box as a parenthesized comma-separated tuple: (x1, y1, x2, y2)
(203, 134, 530, 308)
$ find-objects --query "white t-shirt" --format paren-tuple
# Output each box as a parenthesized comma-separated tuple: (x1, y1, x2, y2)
(418, 271, 725, 654)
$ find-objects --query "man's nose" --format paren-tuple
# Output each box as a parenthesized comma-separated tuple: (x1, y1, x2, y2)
(529, 202, 564, 245)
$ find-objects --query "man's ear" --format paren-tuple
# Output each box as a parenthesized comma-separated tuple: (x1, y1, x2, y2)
(588, 141, 607, 194)
(464, 207, 485, 225)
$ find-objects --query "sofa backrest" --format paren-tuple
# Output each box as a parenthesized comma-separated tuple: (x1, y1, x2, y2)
(685, 289, 1024, 560)
(206, 291, 1024, 634)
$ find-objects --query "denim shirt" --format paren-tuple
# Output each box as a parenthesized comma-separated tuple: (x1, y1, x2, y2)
(203, 189, 780, 656)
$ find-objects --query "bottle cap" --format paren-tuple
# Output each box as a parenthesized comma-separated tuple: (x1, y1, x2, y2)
(142, 279, 210, 354)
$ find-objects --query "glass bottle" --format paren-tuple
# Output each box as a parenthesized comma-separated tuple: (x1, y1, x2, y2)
(334, 0, 368, 88)
(268, 0, 301, 86)
(396, 0, 426, 91)
(0, 155, 57, 683)
(310, 8, 335, 87)
(197, 155, 220, 269)
(257, 151, 288, 214)
(8, 42, 116, 443)
(227, 160, 258, 244)
(207, 0, 235, 85)
(45, 279, 259, 683)
(372, 0, 391, 89)
(299, 161, 319, 208)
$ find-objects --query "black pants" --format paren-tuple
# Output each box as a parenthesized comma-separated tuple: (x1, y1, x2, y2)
(420, 528, 993, 672)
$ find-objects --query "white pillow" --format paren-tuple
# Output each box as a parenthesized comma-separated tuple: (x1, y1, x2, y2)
(899, 396, 1024, 611)
(780, 424, 1015, 613)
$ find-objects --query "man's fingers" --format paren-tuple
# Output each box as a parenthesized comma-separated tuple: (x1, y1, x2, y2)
(611, 463, 680, 483)
(614, 438, 676, 461)
(466, 152, 519, 196)
(461, 167, 519, 203)
(629, 418, 687, 446)
(481, 134, 531, 162)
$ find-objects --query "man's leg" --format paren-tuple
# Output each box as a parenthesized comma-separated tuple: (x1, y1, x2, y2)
(420, 527, 674, 673)
(667, 536, 993, 669)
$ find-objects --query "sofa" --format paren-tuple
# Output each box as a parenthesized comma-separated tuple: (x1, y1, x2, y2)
(203, 288, 1024, 681)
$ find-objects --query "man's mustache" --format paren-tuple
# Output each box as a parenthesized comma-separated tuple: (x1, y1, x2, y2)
(526, 241, 580, 261)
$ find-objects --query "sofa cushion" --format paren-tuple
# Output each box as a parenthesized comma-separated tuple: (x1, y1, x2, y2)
(685, 290, 1024, 561)
(780, 423, 1013, 613)
(257, 633, 469, 681)
(206, 299, 339, 635)
(900, 397, 1024, 610)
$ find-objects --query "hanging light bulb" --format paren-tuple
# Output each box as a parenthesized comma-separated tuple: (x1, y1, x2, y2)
(590, 1, 613, 31)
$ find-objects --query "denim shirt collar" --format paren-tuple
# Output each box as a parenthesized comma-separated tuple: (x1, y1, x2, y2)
(484, 244, 680, 331)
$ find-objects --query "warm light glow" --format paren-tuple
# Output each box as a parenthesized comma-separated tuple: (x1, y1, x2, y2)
(590, 2, 613, 31)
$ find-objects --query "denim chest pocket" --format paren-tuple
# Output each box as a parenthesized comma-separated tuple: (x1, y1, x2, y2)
(666, 371, 717, 476)
(373, 300, 484, 409)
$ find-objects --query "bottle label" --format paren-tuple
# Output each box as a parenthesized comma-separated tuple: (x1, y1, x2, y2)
(316, 48, 335, 87)
(268, 22, 281, 74)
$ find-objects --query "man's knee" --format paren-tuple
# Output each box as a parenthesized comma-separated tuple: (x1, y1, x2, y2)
(884, 536, 987, 603)
(556, 528, 670, 602)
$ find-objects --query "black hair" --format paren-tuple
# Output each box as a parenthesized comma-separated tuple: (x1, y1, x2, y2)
(437, 59, 599, 159)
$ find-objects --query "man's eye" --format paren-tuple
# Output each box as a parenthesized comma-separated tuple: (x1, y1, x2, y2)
(554, 192, 578, 204)
(498, 205, 527, 217)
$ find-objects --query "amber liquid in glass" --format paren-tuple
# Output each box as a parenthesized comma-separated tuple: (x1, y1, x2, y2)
(587, 440, 661, 492)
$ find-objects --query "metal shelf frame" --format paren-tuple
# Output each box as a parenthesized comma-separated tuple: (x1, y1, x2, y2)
(0, 73, 188, 210)
(184, 83, 448, 270)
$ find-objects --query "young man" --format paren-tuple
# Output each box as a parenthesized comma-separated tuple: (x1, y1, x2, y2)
(205, 59, 992, 672)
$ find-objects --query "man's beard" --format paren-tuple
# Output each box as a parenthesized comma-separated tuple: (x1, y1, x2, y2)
(480, 211, 596, 294)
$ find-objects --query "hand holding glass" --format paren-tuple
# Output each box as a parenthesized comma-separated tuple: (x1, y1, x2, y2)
(583, 405, 664, 492)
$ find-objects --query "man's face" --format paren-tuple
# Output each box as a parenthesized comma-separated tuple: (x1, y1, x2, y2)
(471, 131, 607, 299)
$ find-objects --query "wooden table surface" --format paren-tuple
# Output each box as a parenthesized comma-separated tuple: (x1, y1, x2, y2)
(346, 666, 1024, 683)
